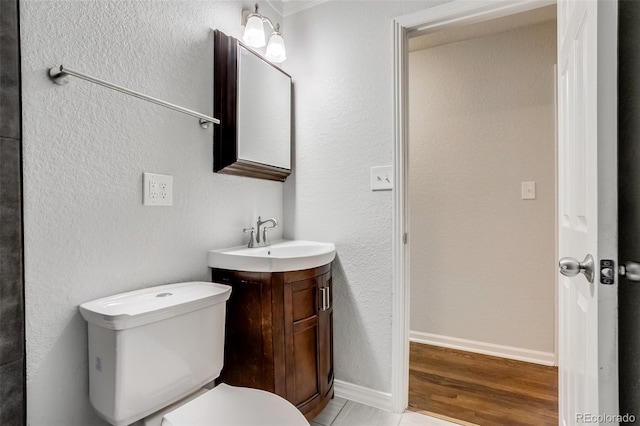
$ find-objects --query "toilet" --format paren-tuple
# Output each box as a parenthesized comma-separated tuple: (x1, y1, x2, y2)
(79, 281, 309, 426)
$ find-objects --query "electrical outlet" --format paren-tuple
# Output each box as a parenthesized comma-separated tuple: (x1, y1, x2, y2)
(143, 172, 173, 206)
(149, 180, 158, 200)
(371, 166, 393, 191)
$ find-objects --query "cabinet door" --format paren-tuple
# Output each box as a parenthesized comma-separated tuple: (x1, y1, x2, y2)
(284, 276, 321, 408)
(318, 269, 334, 398)
(212, 269, 277, 392)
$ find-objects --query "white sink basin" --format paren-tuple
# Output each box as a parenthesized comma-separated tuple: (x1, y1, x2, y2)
(208, 240, 336, 273)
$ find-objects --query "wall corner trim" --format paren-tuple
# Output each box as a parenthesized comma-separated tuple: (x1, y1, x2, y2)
(333, 380, 393, 412)
(409, 331, 557, 366)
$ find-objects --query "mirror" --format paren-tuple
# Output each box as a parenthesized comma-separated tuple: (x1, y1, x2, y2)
(214, 30, 292, 181)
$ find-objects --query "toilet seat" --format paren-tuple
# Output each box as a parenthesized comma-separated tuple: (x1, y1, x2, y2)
(160, 384, 310, 426)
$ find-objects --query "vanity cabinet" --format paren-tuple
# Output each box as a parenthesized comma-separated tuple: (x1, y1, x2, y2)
(211, 263, 334, 420)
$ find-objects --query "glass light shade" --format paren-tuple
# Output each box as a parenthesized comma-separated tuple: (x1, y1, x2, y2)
(243, 15, 266, 47)
(265, 33, 286, 63)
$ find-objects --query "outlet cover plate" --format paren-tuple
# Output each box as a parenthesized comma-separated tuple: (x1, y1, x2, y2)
(143, 172, 173, 206)
(371, 166, 393, 191)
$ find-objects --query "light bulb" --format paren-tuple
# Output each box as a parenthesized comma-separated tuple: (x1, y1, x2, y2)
(243, 15, 266, 48)
(265, 32, 286, 63)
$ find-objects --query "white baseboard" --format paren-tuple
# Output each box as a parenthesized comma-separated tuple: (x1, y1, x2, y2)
(334, 380, 392, 412)
(409, 331, 557, 366)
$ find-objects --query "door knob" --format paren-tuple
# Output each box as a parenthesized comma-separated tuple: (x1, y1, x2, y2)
(620, 261, 640, 282)
(559, 254, 594, 283)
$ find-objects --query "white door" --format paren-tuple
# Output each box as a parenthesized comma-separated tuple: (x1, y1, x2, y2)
(557, 0, 618, 425)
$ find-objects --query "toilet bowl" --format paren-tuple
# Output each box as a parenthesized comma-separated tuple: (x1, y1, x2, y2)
(144, 384, 308, 426)
(79, 281, 309, 426)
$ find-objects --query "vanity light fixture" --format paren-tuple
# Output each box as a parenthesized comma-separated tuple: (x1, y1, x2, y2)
(242, 4, 287, 63)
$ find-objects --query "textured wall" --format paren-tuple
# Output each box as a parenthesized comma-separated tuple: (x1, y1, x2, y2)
(408, 22, 557, 353)
(282, 0, 445, 393)
(0, 0, 25, 423)
(20, 1, 284, 424)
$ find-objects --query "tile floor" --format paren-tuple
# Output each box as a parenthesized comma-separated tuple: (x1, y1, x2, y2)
(311, 397, 462, 426)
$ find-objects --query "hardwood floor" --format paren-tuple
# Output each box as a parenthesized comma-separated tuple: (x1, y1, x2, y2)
(409, 343, 558, 425)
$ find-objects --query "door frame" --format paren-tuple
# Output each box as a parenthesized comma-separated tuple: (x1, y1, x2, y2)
(391, 0, 561, 413)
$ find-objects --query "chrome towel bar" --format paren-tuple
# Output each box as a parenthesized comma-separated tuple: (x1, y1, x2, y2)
(48, 65, 219, 129)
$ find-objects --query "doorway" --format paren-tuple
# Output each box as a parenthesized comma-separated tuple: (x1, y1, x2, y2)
(391, 0, 619, 420)
(405, 6, 558, 424)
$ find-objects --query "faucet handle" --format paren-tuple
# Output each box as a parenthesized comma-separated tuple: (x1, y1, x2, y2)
(243, 227, 257, 248)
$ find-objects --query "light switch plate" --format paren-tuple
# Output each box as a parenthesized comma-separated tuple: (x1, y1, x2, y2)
(143, 172, 173, 206)
(521, 181, 536, 200)
(371, 166, 393, 191)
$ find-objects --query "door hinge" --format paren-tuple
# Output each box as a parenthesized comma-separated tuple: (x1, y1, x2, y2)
(403, 233, 407, 244)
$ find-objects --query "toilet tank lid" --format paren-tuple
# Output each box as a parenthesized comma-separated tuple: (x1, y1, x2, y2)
(79, 281, 231, 330)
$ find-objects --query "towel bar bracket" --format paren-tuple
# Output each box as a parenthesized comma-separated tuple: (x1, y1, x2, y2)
(49, 66, 70, 85)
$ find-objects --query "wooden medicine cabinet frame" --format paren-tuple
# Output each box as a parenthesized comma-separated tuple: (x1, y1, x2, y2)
(213, 30, 292, 182)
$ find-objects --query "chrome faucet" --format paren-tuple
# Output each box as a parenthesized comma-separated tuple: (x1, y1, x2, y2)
(256, 216, 278, 246)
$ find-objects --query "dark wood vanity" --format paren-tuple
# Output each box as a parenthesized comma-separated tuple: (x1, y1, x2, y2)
(211, 262, 334, 420)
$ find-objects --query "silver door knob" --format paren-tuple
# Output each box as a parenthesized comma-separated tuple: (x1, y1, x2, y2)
(559, 254, 594, 283)
(620, 261, 640, 282)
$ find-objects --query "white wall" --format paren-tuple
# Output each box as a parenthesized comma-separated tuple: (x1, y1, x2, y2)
(282, 0, 445, 394)
(409, 22, 557, 354)
(20, 1, 284, 424)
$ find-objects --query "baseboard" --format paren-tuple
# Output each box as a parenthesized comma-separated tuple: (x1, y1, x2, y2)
(409, 331, 557, 366)
(333, 380, 392, 412)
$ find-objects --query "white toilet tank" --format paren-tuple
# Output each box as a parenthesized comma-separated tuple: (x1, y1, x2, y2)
(79, 281, 232, 426)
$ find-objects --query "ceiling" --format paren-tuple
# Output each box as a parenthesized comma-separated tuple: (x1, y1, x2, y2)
(409, 4, 557, 52)
(266, 0, 329, 17)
